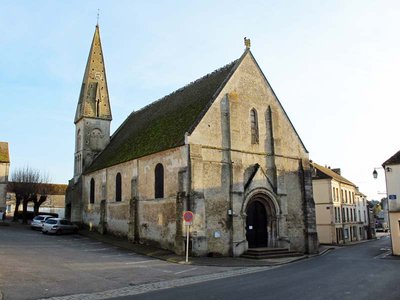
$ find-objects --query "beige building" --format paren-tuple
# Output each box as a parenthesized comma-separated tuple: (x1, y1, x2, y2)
(0, 142, 10, 212)
(311, 163, 368, 244)
(382, 151, 400, 256)
(66, 26, 319, 257)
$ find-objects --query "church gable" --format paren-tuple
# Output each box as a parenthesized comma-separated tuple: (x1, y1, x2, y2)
(188, 50, 308, 158)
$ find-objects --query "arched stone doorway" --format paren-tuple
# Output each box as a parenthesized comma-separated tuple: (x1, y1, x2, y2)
(245, 195, 277, 248)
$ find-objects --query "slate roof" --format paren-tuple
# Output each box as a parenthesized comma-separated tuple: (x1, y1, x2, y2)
(382, 150, 400, 166)
(85, 59, 239, 173)
(0, 142, 10, 163)
(311, 162, 356, 187)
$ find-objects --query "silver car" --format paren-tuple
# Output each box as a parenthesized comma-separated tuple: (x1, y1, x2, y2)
(30, 215, 54, 230)
(42, 218, 78, 235)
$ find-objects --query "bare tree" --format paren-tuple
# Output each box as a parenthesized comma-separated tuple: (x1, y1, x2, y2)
(7, 166, 52, 224)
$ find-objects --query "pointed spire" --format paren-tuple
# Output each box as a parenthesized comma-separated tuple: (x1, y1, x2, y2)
(75, 25, 112, 123)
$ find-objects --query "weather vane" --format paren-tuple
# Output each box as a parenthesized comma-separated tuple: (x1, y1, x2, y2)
(97, 9, 100, 26)
(244, 37, 251, 49)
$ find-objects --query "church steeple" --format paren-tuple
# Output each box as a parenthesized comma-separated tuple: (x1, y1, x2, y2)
(74, 25, 112, 179)
(75, 25, 112, 123)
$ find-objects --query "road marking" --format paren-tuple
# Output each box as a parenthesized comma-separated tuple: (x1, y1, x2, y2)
(38, 266, 275, 300)
(125, 260, 156, 265)
(100, 254, 122, 258)
(174, 267, 197, 274)
(373, 250, 392, 259)
(83, 248, 111, 252)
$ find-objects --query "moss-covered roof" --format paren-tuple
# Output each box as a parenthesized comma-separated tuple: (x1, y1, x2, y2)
(0, 142, 10, 163)
(85, 60, 238, 173)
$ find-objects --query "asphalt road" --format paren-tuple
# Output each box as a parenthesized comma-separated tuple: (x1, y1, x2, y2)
(0, 224, 246, 300)
(114, 235, 399, 300)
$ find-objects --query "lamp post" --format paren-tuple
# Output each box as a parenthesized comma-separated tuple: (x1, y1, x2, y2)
(373, 166, 392, 179)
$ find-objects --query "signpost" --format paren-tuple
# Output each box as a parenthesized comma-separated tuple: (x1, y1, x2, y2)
(183, 211, 194, 263)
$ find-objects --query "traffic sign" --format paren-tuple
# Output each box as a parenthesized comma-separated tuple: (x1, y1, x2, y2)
(183, 211, 194, 224)
(183, 211, 194, 263)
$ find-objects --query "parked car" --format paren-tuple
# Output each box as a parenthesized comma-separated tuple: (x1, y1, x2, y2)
(42, 218, 78, 235)
(30, 215, 54, 230)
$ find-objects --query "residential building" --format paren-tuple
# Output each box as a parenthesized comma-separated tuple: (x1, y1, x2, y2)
(382, 150, 400, 255)
(6, 183, 67, 218)
(355, 191, 370, 238)
(66, 25, 319, 257)
(0, 142, 10, 212)
(311, 162, 368, 244)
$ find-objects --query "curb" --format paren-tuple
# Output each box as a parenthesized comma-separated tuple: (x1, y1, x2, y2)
(0, 290, 3, 300)
(78, 230, 325, 267)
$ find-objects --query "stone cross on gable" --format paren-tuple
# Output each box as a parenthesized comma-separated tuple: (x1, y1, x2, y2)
(244, 37, 251, 49)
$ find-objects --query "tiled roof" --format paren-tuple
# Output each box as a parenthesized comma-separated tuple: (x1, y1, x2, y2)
(7, 182, 67, 195)
(382, 150, 400, 166)
(85, 59, 239, 173)
(0, 142, 10, 163)
(311, 162, 356, 186)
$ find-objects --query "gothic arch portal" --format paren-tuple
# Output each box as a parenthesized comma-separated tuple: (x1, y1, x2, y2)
(243, 190, 279, 248)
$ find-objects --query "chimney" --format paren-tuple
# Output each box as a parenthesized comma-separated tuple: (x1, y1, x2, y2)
(331, 168, 341, 175)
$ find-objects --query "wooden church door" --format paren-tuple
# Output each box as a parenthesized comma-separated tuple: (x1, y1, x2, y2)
(246, 200, 268, 248)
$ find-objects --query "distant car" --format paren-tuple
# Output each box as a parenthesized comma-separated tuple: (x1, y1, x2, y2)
(42, 218, 78, 235)
(30, 215, 54, 230)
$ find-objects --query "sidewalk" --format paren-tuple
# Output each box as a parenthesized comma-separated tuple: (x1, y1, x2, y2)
(79, 228, 334, 267)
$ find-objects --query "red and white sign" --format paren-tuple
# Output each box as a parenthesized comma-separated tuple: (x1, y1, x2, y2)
(183, 211, 194, 225)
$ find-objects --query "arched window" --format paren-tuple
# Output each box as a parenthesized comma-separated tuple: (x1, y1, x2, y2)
(250, 108, 259, 144)
(155, 163, 164, 199)
(90, 178, 95, 204)
(115, 173, 122, 202)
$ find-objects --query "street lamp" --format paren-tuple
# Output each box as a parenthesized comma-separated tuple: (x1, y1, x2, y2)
(372, 167, 392, 179)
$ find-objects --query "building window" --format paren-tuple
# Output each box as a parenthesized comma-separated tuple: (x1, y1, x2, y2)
(115, 173, 122, 202)
(250, 108, 259, 144)
(90, 178, 95, 204)
(334, 207, 338, 223)
(155, 163, 164, 199)
(332, 188, 336, 202)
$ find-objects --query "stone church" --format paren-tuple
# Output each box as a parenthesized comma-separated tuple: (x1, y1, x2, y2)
(66, 26, 318, 257)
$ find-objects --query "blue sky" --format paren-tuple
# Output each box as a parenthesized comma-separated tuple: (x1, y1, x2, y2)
(1, 0, 399, 200)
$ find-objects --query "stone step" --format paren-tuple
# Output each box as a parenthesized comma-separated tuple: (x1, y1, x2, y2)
(241, 247, 303, 259)
(246, 247, 291, 254)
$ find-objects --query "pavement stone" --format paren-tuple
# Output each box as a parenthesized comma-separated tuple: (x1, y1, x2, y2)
(38, 266, 274, 300)
(0, 220, 336, 300)
(77, 228, 334, 267)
